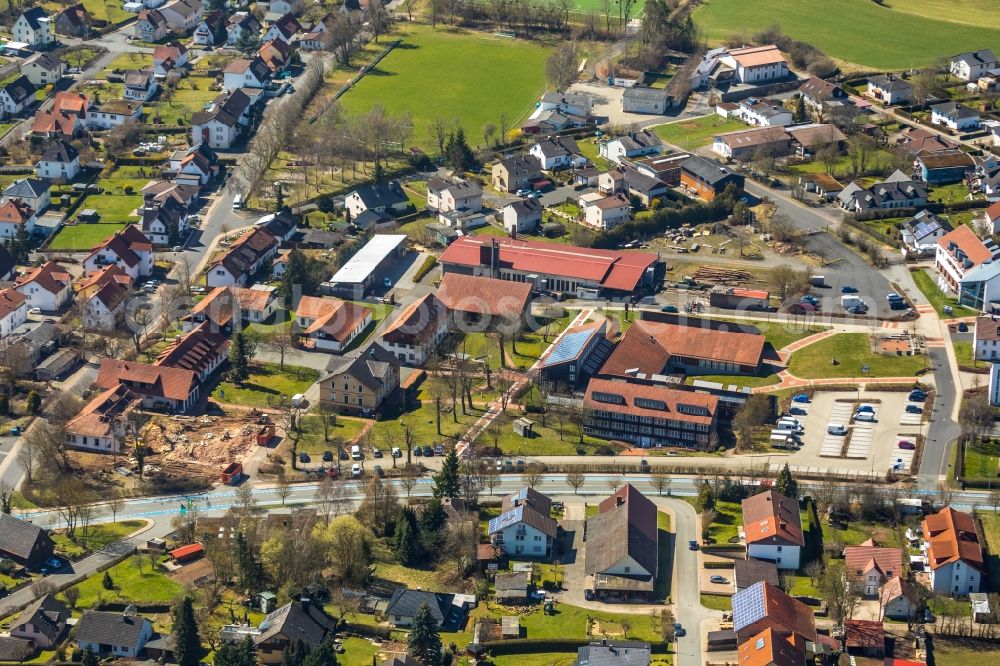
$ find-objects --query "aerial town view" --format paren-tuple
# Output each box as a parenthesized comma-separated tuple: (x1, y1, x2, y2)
(0, 0, 996, 665)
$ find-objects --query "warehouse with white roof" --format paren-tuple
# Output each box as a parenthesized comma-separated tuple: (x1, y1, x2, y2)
(322, 234, 406, 299)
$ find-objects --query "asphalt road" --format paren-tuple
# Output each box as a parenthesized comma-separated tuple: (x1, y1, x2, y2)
(918, 346, 962, 483)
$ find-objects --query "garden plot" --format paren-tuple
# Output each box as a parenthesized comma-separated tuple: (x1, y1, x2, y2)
(845, 426, 874, 459)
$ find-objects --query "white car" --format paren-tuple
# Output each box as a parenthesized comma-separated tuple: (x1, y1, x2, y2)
(828, 424, 848, 436)
(28, 307, 40, 314)
(351, 463, 362, 478)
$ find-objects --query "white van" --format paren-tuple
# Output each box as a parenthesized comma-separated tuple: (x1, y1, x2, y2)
(777, 418, 802, 432)
(232, 194, 242, 209)
(771, 428, 794, 438)
(853, 412, 876, 423)
(828, 424, 848, 436)
(770, 434, 792, 448)
(351, 445, 362, 460)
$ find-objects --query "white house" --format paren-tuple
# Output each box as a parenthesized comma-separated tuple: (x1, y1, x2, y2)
(502, 198, 542, 234)
(599, 130, 662, 165)
(583, 195, 630, 230)
(139, 196, 188, 246)
(65, 385, 136, 452)
(2, 179, 49, 214)
(867, 75, 913, 105)
(951, 50, 998, 82)
(297, 297, 372, 353)
(934, 224, 999, 296)
(158, 0, 202, 33)
(0, 198, 35, 242)
(931, 102, 981, 132)
(19, 53, 63, 86)
(152, 43, 188, 77)
(193, 10, 226, 46)
(345, 181, 409, 219)
(205, 227, 278, 287)
(719, 45, 788, 84)
(124, 70, 158, 102)
(263, 14, 300, 44)
(86, 100, 143, 130)
(529, 136, 586, 170)
(742, 490, 803, 570)
(75, 610, 153, 659)
(222, 57, 270, 92)
(488, 488, 558, 557)
(536, 91, 591, 118)
(923, 507, 984, 596)
(426, 178, 483, 213)
(13, 8, 54, 48)
(900, 210, 952, 258)
(0, 289, 28, 338)
(736, 97, 793, 127)
(35, 140, 80, 182)
(0, 76, 36, 118)
(82, 280, 128, 330)
(83, 227, 155, 279)
(226, 14, 261, 46)
(14, 261, 72, 311)
(134, 9, 168, 42)
(843, 541, 903, 597)
(378, 293, 450, 366)
(974, 315, 1000, 362)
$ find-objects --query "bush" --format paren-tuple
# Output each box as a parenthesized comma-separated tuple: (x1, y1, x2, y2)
(413, 255, 438, 283)
(25, 391, 40, 414)
(594, 444, 617, 456)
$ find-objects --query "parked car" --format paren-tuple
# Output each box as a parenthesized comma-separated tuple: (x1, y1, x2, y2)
(709, 575, 728, 584)
(351, 463, 361, 477)
(898, 440, 916, 450)
(299, 452, 310, 463)
(422, 445, 434, 457)
(584, 589, 595, 601)
(792, 393, 811, 403)
(373, 464, 385, 477)
(515, 188, 531, 197)
(322, 450, 333, 462)
(688, 540, 699, 551)
(673, 623, 685, 637)
(856, 404, 875, 414)
(853, 412, 876, 422)
(391, 447, 402, 458)
(660, 305, 679, 313)
(788, 407, 807, 416)
(434, 444, 445, 455)
(841, 285, 858, 294)
(958, 321, 969, 332)
(828, 424, 848, 436)
(906, 405, 924, 414)
(909, 391, 927, 401)
(800, 294, 819, 306)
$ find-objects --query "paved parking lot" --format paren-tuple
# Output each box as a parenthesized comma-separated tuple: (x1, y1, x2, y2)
(774, 390, 925, 476)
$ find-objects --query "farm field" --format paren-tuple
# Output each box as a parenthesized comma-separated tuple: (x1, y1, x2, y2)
(337, 24, 550, 150)
(692, 0, 1000, 70)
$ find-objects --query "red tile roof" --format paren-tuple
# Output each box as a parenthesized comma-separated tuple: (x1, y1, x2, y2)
(0, 289, 26, 318)
(437, 273, 532, 321)
(922, 507, 984, 571)
(600, 319, 765, 377)
(305, 301, 371, 343)
(438, 236, 659, 293)
(155, 321, 230, 376)
(66, 384, 139, 439)
(737, 627, 805, 666)
(583, 377, 718, 425)
(937, 224, 995, 268)
(844, 619, 884, 650)
(742, 490, 804, 547)
(15, 261, 70, 295)
(381, 293, 449, 346)
(96, 359, 197, 403)
(76, 264, 132, 294)
(843, 542, 903, 578)
(0, 199, 33, 225)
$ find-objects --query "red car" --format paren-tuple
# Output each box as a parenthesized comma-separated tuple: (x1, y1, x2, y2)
(898, 440, 916, 450)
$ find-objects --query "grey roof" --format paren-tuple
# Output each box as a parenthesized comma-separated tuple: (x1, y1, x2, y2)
(427, 177, 482, 198)
(321, 343, 399, 393)
(3, 178, 51, 199)
(353, 209, 393, 230)
(682, 155, 740, 186)
(534, 136, 580, 160)
(0, 638, 33, 662)
(623, 87, 670, 102)
(932, 101, 980, 120)
(868, 75, 912, 93)
(0, 512, 50, 560)
(507, 198, 542, 216)
(352, 180, 407, 210)
(19, 7, 48, 30)
(75, 610, 151, 649)
(13, 594, 69, 642)
(575, 640, 651, 666)
(41, 139, 78, 164)
(585, 486, 658, 580)
(256, 601, 336, 648)
(622, 167, 666, 197)
(385, 589, 453, 623)
(27, 53, 61, 72)
(953, 49, 998, 66)
(2, 75, 35, 105)
(497, 155, 540, 178)
(610, 130, 662, 153)
(495, 571, 529, 593)
(733, 558, 779, 589)
(381, 656, 421, 666)
(904, 210, 951, 241)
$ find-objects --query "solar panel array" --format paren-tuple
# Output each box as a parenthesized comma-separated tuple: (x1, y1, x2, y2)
(487, 505, 524, 534)
(541, 329, 594, 367)
(731, 581, 766, 633)
(912, 219, 940, 240)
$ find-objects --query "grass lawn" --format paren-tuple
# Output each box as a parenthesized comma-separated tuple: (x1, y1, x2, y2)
(977, 513, 1000, 591)
(933, 638, 1000, 666)
(461, 310, 574, 372)
(296, 414, 367, 455)
(706, 500, 742, 544)
(700, 594, 731, 611)
(485, 411, 623, 456)
(78, 193, 143, 219)
(47, 222, 128, 250)
(910, 269, 979, 318)
(66, 556, 183, 609)
(149, 76, 218, 125)
(786, 333, 927, 379)
(965, 441, 1000, 480)
(338, 24, 550, 150)
(954, 341, 984, 370)
(652, 116, 746, 150)
(687, 372, 779, 388)
(99, 165, 161, 195)
(373, 562, 444, 592)
(692, 0, 1000, 70)
(51, 520, 145, 558)
(43, 0, 132, 25)
(370, 375, 484, 450)
(106, 52, 153, 72)
(211, 363, 320, 408)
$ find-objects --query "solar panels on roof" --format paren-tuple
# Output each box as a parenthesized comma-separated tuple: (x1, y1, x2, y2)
(487, 505, 524, 534)
(731, 581, 766, 633)
(541, 328, 596, 367)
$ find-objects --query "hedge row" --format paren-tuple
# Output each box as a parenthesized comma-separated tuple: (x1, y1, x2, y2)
(703, 561, 735, 569)
(340, 621, 392, 640)
(481, 639, 672, 655)
(413, 255, 438, 283)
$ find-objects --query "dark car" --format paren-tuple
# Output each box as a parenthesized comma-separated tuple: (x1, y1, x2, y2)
(413, 446, 423, 457)
(906, 405, 924, 414)
(909, 391, 927, 402)
(373, 464, 385, 477)
(434, 444, 444, 455)
(339, 449, 349, 460)
(673, 623, 686, 637)
(422, 445, 434, 457)
(299, 452, 310, 463)
(688, 540, 698, 551)
(788, 407, 807, 416)
(841, 286, 858, 294)
(660, 305, 679, 313)
(898, 440, 916, 450)
(584, 589, 595, 601)
(373, 448, 383, 458)
(322, 450, 333, 462)
(958, 321, 969, 332)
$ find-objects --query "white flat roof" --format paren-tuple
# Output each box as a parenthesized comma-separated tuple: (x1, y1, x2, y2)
(329, 234, 406, 284)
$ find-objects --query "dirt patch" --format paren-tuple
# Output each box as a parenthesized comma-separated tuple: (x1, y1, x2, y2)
(589, 619, 626, 638)
(141, 414, 266, 471)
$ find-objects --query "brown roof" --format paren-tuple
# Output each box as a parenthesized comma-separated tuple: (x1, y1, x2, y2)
(742, 490, 804, 547)
(585, 484, 658, 579)
(786, 124, 846, 148)
(15, 261, 70, 295)
(922, 507, 984, 571)
(729, 45, 786, 68)
(437, 273, 532, 321)
(305, 301, 371, 342)
(87, 279, 129, 312)
(155, 322, 230, 375)
(501, 487, 552, 514)
(600, 319, 765, 377)
(844, 620, 884, 650)
(295, 295, 339, 321)
(717, 125, 791, 150)
(212, 227, 278, 281)
(918, 150, 976, 170)
(66, 384, 139, 439)
(190, 286, 273, 328)
(592, 194, 630, 210)
(975, 315, 1000, 342)
(96, 359, 197, 402)
(802, 173, 844, 191)
(843, 543, 903, 577)
(879, 575, 914, 605)
(736, 582, 817, 643)
(0, 199, 33, 225)
(223, 58, 252, 73)
(0, 289, 26, 318)
(76, 265, 132, 293)
(380, 293, 449, 347)
(737, 627, 805, 666)
(937, 224, 995, 268)
(583, 377, 717, 425)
